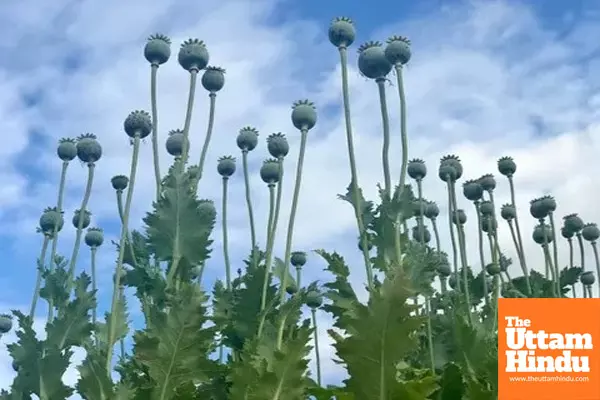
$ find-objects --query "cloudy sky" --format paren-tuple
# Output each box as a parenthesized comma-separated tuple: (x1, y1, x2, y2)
(0, 0, 599, 395)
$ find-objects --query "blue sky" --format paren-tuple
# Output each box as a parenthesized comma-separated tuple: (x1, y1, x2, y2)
(1, 0, 600, 394)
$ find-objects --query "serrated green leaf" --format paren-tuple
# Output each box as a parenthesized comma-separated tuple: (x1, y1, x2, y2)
(96, 292, 129, 354)
(337, 181, 375, 228)
(273, 257, 295, 286)
(76, 349, 115, 400)
(437, 362, 464, 400)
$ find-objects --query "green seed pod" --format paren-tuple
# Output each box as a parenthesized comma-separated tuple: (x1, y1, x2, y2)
(286, 284, 298, 295)
(84, 227, 104, 247)
(76, 133, 102, 164)
(539, 195, 556, 213)
(582, 223, 600, 242)
(328, 17, 355, 48)
(124, 110, 152, 139)
(529, 197, 549, 220)
(291, 100, 317, 131)
(440, 154, 463, 180)
(166, 129, 186, 157)
(72, 209, 91, 229)
(452, 209, 467, 225)
(437, 261, 451, 277)
(178, 38, 209, 72)
(478, 173, 496, 192)
(0, 314, 12, 334)
(412, 198, 428, 218)
(532, 224, 553, 245)
(581, 271, 595, 286)
(500, 204, 516, 221)
(480, 200, 494, 216)
(448, 274, 457, 289)
(201, 66, 225, 93)
(267, 132, 289, 158)
(561, 225, 574, 239)
(407, 158, 427, 181)
(39, 207, 64, 235)
(190, 266, 202, 280)
(411, 225, 431, 243)
(424, 201, 439, 219)
(486, 263, 501, 275)
(384, 35, 411, 65)
(305, 291, 323, 308)
(438, 164, 457, 182)
(57, 138, 77, 162)
(463, 179, 483, 202)
(236, 126, 259, 152)
(357, 41, 392, 79)
(480, 215, 497, 233)
(144, 33, 171, 65)
(217, 155, 236, 178)
(291, 251, 307, 267)
(563, 213, 584, 233)
(198, 200, 217, 220)
(111, 175, 128, 191)
(260, 158, 280, 185)
(497, 156, 517, 177)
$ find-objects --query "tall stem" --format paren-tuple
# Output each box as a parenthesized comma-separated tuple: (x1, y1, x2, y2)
(394, 64, 409, 210)
(568, 238, 577, 297)
(29, 235, 50, 317)
(67, 164, 95, 282)
(48, 161, 70, 271)
(416, 180, 425, 243)
(195, 92, 217, 184)
(549, 213, 560, 292)
(150, 64, 161, 199)
(180, 70, 198, 165)
(450, 182, 472, 323)
(338, 46, 372, 288)
(446, 184, 459, 289)
(90, 247, 98, 327)
(508, 221, 530, 294)
(375, 78, 392, 198)
(508, 176, 527, 273)
(577, 233, 586, 294)
(241, 150, 257, 253)
(278, 129, 309, 348)
(116, 190, 125, 222)
(311, 308, 322, 386)
(266, 184, 276, 248)
(591, 242, 600, 296)
(431, 219, 441, 252)
(221, 177, 232, 289)
(474, 202, 489, 306)
(107, 136, 141, 370)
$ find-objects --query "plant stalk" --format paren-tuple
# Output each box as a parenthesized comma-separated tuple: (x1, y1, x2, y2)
(221, 177, 232, 289)
(474, 202, 489, 306)
(195, 92, 217, 185)
(375, 78, 392, 198)
(150, 64, 161, 199)
(241, 150, 257, 254)
(180, 70, 198, 165)
(29, 235, 50, 317)
(311, 307, 322, 386)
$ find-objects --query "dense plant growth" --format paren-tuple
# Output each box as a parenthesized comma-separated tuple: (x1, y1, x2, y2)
(0, 17, 597, 400)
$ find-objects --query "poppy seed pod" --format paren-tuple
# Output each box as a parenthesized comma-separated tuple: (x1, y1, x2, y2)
(582, 223, 600, 242)
(291, 251, 307, 267)
(497, 156, 517, 177)
(39, 207, 64, 235)
(217, 155, 236, 178)
(411, 225, 431, 243)
(440, 155, 463, 180)
(144, 33, 171, 66)
(453, 209, 467, 225)
(0, 315, 12, 334)
(260, 158, 280, 185)
(438, 164, 457, 182)
(561, 225, 574, 239)
(291, 100, 317, 131)
(178, 38, 209, 72)
(286, 284, 298, 295)
(84, 227, 104, 247)
(72, 209, 91, 229)
(486, 263, 501, 275)
(463, 179, 483, 202)
(198, 200, 217, 220)
(424, 201, 440, 219)
(267, 132, 289, 159)
(328, 17, 355, 48)
(580, 271, 595, 286)
(448, 274, 457, 289)
(539, 195, 557, 213)
(76, 133, 102, 164)
(479, 200, 494, 216)
(563, 213, 584, 233)
(111, 175, 129, 191)
(500, 204, 516, 221)
(306, 291, 323, 308)
(124, 110, 152, 139)
(437, 262, 451, 277)
(407, 158, 427, 181)
(529, 198, 549, 220)
(384, 35, 411, 66)
(532, 224, 553, 245)
(166, 129, 186, 157)
(480, 216, 497, 233)
(236, 127, 259, 152)
(57, 138, 77, 162)
(201, 66, 225, 93)
(412, 198, 428, 218)
(478, 174, 496, 192)
(357, 41, 392, 79)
